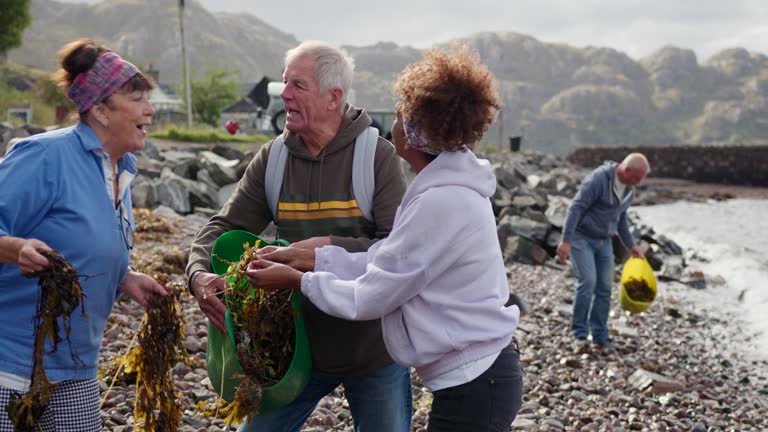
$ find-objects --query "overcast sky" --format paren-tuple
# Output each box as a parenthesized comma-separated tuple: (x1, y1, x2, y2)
(61, 0, 767, 61)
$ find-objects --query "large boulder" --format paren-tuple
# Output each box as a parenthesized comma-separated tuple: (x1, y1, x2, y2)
(498, 215, 549, 244)
(135, 154, 164, 179)
(198, 151, 240, 186)
(155, 177, 190, 214)
(151, 168, 220, 214)
(493, 163, 523, 190)
(544, 195, 571, 228)
(138, 138, 162, 161)
(172, 158, 200, 180)
(503, 235, 548, 266)
(131, 176, 159, 209)
(212, 143, 246, 161)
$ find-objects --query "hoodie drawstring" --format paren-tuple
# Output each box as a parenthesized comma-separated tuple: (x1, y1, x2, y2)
(304, 161, 312, 205)
(301, 148, 327, 206)
(317, 148, 327, 205)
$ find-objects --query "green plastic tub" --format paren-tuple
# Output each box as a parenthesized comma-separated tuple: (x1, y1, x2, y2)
(206, 230, 312, 414)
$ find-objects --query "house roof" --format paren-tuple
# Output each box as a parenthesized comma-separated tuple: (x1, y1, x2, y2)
(247, 76, 275, 109)
(149, 86, 183, 110)
(221, 96, 262, 113)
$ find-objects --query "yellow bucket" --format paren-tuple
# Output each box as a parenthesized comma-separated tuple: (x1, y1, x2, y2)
(619, 257, 658, 314)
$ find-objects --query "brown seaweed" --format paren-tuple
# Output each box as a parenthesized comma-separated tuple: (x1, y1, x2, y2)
(118, 283, 190, 432)
(6, 251, 86, 432)
(624, 277, 655, 302)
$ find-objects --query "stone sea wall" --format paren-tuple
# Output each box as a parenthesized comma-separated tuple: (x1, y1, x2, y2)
(567, 145, 768, 186)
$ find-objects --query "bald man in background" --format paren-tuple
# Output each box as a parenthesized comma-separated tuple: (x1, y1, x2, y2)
(557, 153, 650, 354)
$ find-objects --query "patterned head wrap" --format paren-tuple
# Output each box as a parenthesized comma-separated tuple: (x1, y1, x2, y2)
(67, 52, 141, 113)
(404, 119, 467, 155)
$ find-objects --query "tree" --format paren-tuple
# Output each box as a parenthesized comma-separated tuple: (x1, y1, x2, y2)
(0, 0, 32, 62)
(186, 69, 239, 128)
(38, 77, 74, 110)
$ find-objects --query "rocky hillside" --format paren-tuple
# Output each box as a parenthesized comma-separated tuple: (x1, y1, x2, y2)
(9, 1, 768, 154)
(351, 33, 768, 154)
(9, 0, 298, 84)
(451, 33, 661, 154)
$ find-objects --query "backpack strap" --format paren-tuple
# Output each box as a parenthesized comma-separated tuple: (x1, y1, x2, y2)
(265, 135, 288, 220)
(352, 127, 378, 221)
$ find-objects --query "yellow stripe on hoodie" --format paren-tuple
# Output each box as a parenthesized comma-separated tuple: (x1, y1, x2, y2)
(278, 200, 360, 211)
(278, 207, 364, 220)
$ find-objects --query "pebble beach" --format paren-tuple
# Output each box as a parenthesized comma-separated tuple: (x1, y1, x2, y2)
(95, 206, 768, 431)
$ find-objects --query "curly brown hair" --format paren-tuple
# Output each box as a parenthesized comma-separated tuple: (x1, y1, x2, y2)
(394, 45, 501, 151)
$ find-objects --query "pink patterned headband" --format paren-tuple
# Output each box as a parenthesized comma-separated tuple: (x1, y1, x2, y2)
(67, 52, 141, 113)
(404, 119, 467, 155)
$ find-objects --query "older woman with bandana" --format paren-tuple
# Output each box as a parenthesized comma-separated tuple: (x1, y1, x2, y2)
(0, 38, 166, 431)
(245, 45, 524, 432)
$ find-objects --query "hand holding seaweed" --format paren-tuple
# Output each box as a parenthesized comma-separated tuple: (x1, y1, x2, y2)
(245, 259, 303, 291)
(256, 245, 316, 272)
(16, 239, 53, 274)
(6, 251, 86, 432)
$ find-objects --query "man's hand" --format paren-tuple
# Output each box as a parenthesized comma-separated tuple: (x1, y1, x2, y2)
(630, 245, 644, 258)
(18, 239, 52, 274)
(556, 241, 571, 262)
(190, 272, 229, 333)
(246, 259, 303, 291)
(257, 246, 316, 272)
(289, 236, 331, 251)
(118, 271, 168, 308)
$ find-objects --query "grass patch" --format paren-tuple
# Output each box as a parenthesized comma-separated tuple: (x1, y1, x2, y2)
(149, 127, 272, 144)
(0, 62, 60, 127)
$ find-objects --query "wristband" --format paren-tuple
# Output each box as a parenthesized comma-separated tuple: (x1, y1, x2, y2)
(188, 270, 204, 296)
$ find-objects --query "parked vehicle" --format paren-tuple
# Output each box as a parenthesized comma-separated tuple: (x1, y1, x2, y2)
(265, 82, 286, 134)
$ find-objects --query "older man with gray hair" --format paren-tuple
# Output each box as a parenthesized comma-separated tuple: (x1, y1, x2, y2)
(186, 40, 411, 431)
(557, 153, 650, 354)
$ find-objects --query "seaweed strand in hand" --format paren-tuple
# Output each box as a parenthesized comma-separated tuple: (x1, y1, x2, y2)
(117, 284, 190, 432)
(6, 251, 87, 432)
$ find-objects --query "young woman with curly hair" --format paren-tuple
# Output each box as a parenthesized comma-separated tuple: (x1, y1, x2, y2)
(245, 45, 523, 432)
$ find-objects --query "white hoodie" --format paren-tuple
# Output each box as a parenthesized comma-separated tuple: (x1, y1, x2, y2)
(301, 150, 519, 382)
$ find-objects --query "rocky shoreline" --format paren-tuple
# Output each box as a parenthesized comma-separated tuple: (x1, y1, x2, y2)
(90, 144, 768, 431)
(97, 210, 768, 431)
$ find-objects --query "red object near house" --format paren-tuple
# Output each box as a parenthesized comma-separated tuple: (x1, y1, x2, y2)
(225, 120, 239, 135)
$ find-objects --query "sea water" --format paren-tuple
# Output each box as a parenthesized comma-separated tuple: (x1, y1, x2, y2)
(632, 198, 768, 357)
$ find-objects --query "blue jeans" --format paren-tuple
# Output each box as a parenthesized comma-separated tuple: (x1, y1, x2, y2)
(428, 344, 524, 432)
(237, 362, 412, 432)
(569, 233, 614, 343)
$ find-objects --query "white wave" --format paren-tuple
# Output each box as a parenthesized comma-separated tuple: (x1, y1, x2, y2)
(632, 198, 768, 355)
